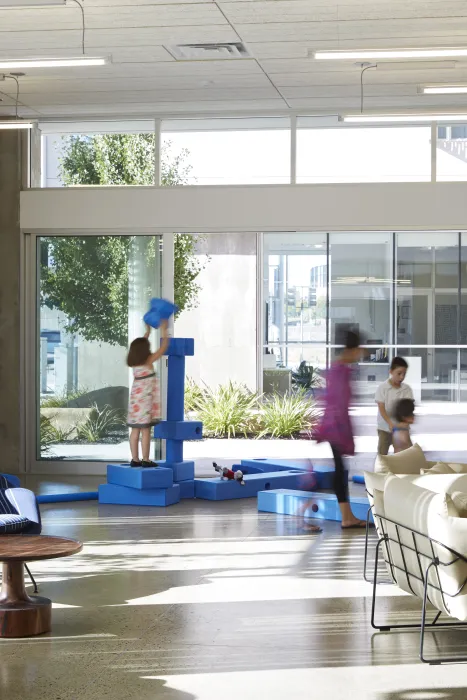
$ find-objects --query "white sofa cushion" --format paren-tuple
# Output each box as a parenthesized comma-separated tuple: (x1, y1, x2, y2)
(421, 462, 455, 475)
(448, 463, 467, 474)
(384, 476, 467, 621)
(375, 443, 428, 475)
(450, 491, 467, 516)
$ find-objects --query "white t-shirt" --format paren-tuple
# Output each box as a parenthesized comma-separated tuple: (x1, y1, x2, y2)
(375, 379, 414, 433)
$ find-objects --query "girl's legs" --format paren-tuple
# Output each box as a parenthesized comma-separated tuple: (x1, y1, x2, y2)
(130, 428, 141, 462)
(141, 428, 151, 462)
(331, 444, 365, 528)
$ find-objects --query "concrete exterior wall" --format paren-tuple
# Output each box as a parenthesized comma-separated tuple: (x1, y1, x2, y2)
(0, 131, 24, 472)
(175, 233, 257, 390)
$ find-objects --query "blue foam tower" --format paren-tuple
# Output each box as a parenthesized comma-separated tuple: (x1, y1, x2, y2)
(153, 338, 202, 488)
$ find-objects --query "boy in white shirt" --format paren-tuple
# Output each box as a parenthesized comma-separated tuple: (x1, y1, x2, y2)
(375, 357, 414, 455)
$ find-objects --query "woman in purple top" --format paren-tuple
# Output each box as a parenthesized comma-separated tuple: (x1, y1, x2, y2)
(313, 330, 368, 529)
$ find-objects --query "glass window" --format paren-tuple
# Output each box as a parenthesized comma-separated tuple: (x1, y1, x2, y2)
(41, 121, 156, 187)
(329, 232, 392, 347)
(297, 122, 431, 183)
(38, 235, 162, 461)
(161, 118, 291, 185)
(437, 124, 467, 181)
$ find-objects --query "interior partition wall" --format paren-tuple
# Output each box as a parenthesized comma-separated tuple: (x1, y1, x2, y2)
(263, 231, 467, 404)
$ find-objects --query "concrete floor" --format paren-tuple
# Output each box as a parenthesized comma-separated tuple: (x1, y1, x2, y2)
(2, 497, 467, 699)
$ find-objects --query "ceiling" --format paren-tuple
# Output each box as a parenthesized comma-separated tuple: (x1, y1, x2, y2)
(1, 0, 467, 119)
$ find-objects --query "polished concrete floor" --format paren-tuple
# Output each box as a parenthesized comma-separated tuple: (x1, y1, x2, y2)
(1, 497, 467, 700)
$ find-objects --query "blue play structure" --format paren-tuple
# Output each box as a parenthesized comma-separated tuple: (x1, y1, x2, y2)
(143, 297, 178, 329)
(99, 337, 201, 506)
(258, 488, 373, 523)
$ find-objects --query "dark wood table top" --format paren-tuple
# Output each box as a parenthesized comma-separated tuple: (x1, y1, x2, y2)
(0, 536, 82, 562)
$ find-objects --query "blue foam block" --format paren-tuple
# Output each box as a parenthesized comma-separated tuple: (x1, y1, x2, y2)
(166, 338, 195, 357)
(352, 474, 365, 484)
(257, 488, 373, 523)
(143, 298, 178, 329)
(1, 473, 21, 488)
(98, 483, 180, 506)
(37, 491, 98, 504)
(157, 460, 195, 482)
(239, 459, 347, 490)
(107, 464, 173, 490)
(154, 421, 203, 441)
(194, 471, 302, 501)
(178, 480, 195, 499)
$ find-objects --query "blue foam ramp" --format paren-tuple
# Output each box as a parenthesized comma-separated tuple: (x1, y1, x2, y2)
(107, 464, 173, 490)
(37, 491, 98, 504)
(352, 475, 365, 484)
(257, 489, 372, 523)
(194, 471, 301, 501)
(179, 480, 195, 499)
(157, 460, 195, 482)
(239, 459, 347, 490)
(98, 483, 180, 506)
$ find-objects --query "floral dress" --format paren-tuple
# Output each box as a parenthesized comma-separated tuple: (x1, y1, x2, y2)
(127, 366, 160, 428)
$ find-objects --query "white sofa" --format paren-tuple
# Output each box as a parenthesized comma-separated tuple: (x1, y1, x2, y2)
(364, 453, 467, 664)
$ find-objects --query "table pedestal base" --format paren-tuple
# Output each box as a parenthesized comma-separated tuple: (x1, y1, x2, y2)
(0, 561, 51, 637)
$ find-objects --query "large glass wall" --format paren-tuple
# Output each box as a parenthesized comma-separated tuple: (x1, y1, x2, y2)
(38, 234, 162, 461)
(263, 231, 467, 403)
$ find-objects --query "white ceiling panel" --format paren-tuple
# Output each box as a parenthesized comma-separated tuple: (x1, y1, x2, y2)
(0, 0, 466, 118)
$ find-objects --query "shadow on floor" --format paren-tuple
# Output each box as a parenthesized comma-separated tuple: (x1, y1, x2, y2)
(378, 691, 467, 700)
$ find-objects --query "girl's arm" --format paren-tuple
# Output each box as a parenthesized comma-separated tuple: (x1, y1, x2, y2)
(144, 324, 151, 339)
(148, 320, 170, 364)
(377, 402, 394, 431)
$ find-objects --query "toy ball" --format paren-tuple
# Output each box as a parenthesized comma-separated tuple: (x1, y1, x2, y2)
(143, 297, 178, 329)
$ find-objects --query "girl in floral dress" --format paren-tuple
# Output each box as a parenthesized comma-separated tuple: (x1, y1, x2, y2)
(127, 320, 169, 467)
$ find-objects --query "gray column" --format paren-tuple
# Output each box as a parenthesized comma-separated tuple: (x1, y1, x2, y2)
(0, 130, 25, 472)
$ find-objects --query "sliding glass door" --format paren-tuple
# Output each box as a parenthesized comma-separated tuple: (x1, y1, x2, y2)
(34, 234, 162, 467)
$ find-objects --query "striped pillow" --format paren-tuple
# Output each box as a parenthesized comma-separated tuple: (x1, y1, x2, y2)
(0, 514, 30, 534)
(0, 475, 11, 491)
(0, 489, 18, 516)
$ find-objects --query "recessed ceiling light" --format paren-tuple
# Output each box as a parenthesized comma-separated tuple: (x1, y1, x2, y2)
(314, 48, 467, 60)
(0, 121, 33, 129)
(341, 113, 467, 123)
(0, 0, 65, 5)
(422, 85, 467, 94)
(0, 56, 109, 69)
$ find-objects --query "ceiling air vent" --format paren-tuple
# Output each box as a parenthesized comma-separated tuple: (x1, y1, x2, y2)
(165, 42, 251, 61)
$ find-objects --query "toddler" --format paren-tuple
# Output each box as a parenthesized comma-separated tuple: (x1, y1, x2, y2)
(375, 357, 414, 455)
(392, 398, 415, 453)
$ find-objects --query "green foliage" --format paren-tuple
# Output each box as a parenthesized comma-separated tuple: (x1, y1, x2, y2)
(42, 134, 208, 346)
(257, 390, 320, 439)
(184, 377, 206, 413)
(40, 386, 90, 408)
(76, 404, 125, 443)
(40, 414, 75, 451)
(291, 362, 322, 391)
(194, 382, 259, 438)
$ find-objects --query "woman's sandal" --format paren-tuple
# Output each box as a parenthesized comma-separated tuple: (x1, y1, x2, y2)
(341, 521, 375, 530)
(302, 522, 323, 533)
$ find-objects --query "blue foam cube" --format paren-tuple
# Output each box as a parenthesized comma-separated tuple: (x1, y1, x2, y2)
(194, 470, 302, 501)
(107, 464, 173, 490)
(166, 338, 195, 357)
(257, 488, 372, 523)
(157, 460, 195, 482)
(178, 480, 195, 499)
(154, 421, 203, 441)
(98, 483, 180, 506)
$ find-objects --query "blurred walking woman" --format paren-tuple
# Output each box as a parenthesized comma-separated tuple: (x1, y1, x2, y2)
(313, 331, 368, 529)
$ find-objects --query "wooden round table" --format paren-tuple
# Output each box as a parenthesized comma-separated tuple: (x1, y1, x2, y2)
(0, 535, 82, 638)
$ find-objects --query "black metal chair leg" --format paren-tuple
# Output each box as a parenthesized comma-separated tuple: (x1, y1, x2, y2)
(363, 506, 372, 582)
(25, 564, 38, 593)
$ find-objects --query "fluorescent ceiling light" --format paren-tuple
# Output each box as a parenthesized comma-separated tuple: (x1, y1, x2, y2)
(341, 113, 467, 123)
(314, 48, 467, 60)
(422, 85, 467, 94)
(0, 0, 65, 5)
(0, 56, 109, 69)
(0, 121, 33, 129)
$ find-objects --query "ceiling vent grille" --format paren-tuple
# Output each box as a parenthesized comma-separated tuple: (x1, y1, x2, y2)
(165, 42, 251, 61)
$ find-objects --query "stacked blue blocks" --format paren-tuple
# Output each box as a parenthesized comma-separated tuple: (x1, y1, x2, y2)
(98, 337, 200, 507)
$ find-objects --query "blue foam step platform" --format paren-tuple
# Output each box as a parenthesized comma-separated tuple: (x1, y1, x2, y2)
(98, 483, 180, 506)
(257, 489, 373, 523)
(156, 460, 195, 482)
(178, 480, 195, 499)
(195, 471, 301, 501)
(107, 464, 173, 490)
(239, 459, 347, 490)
